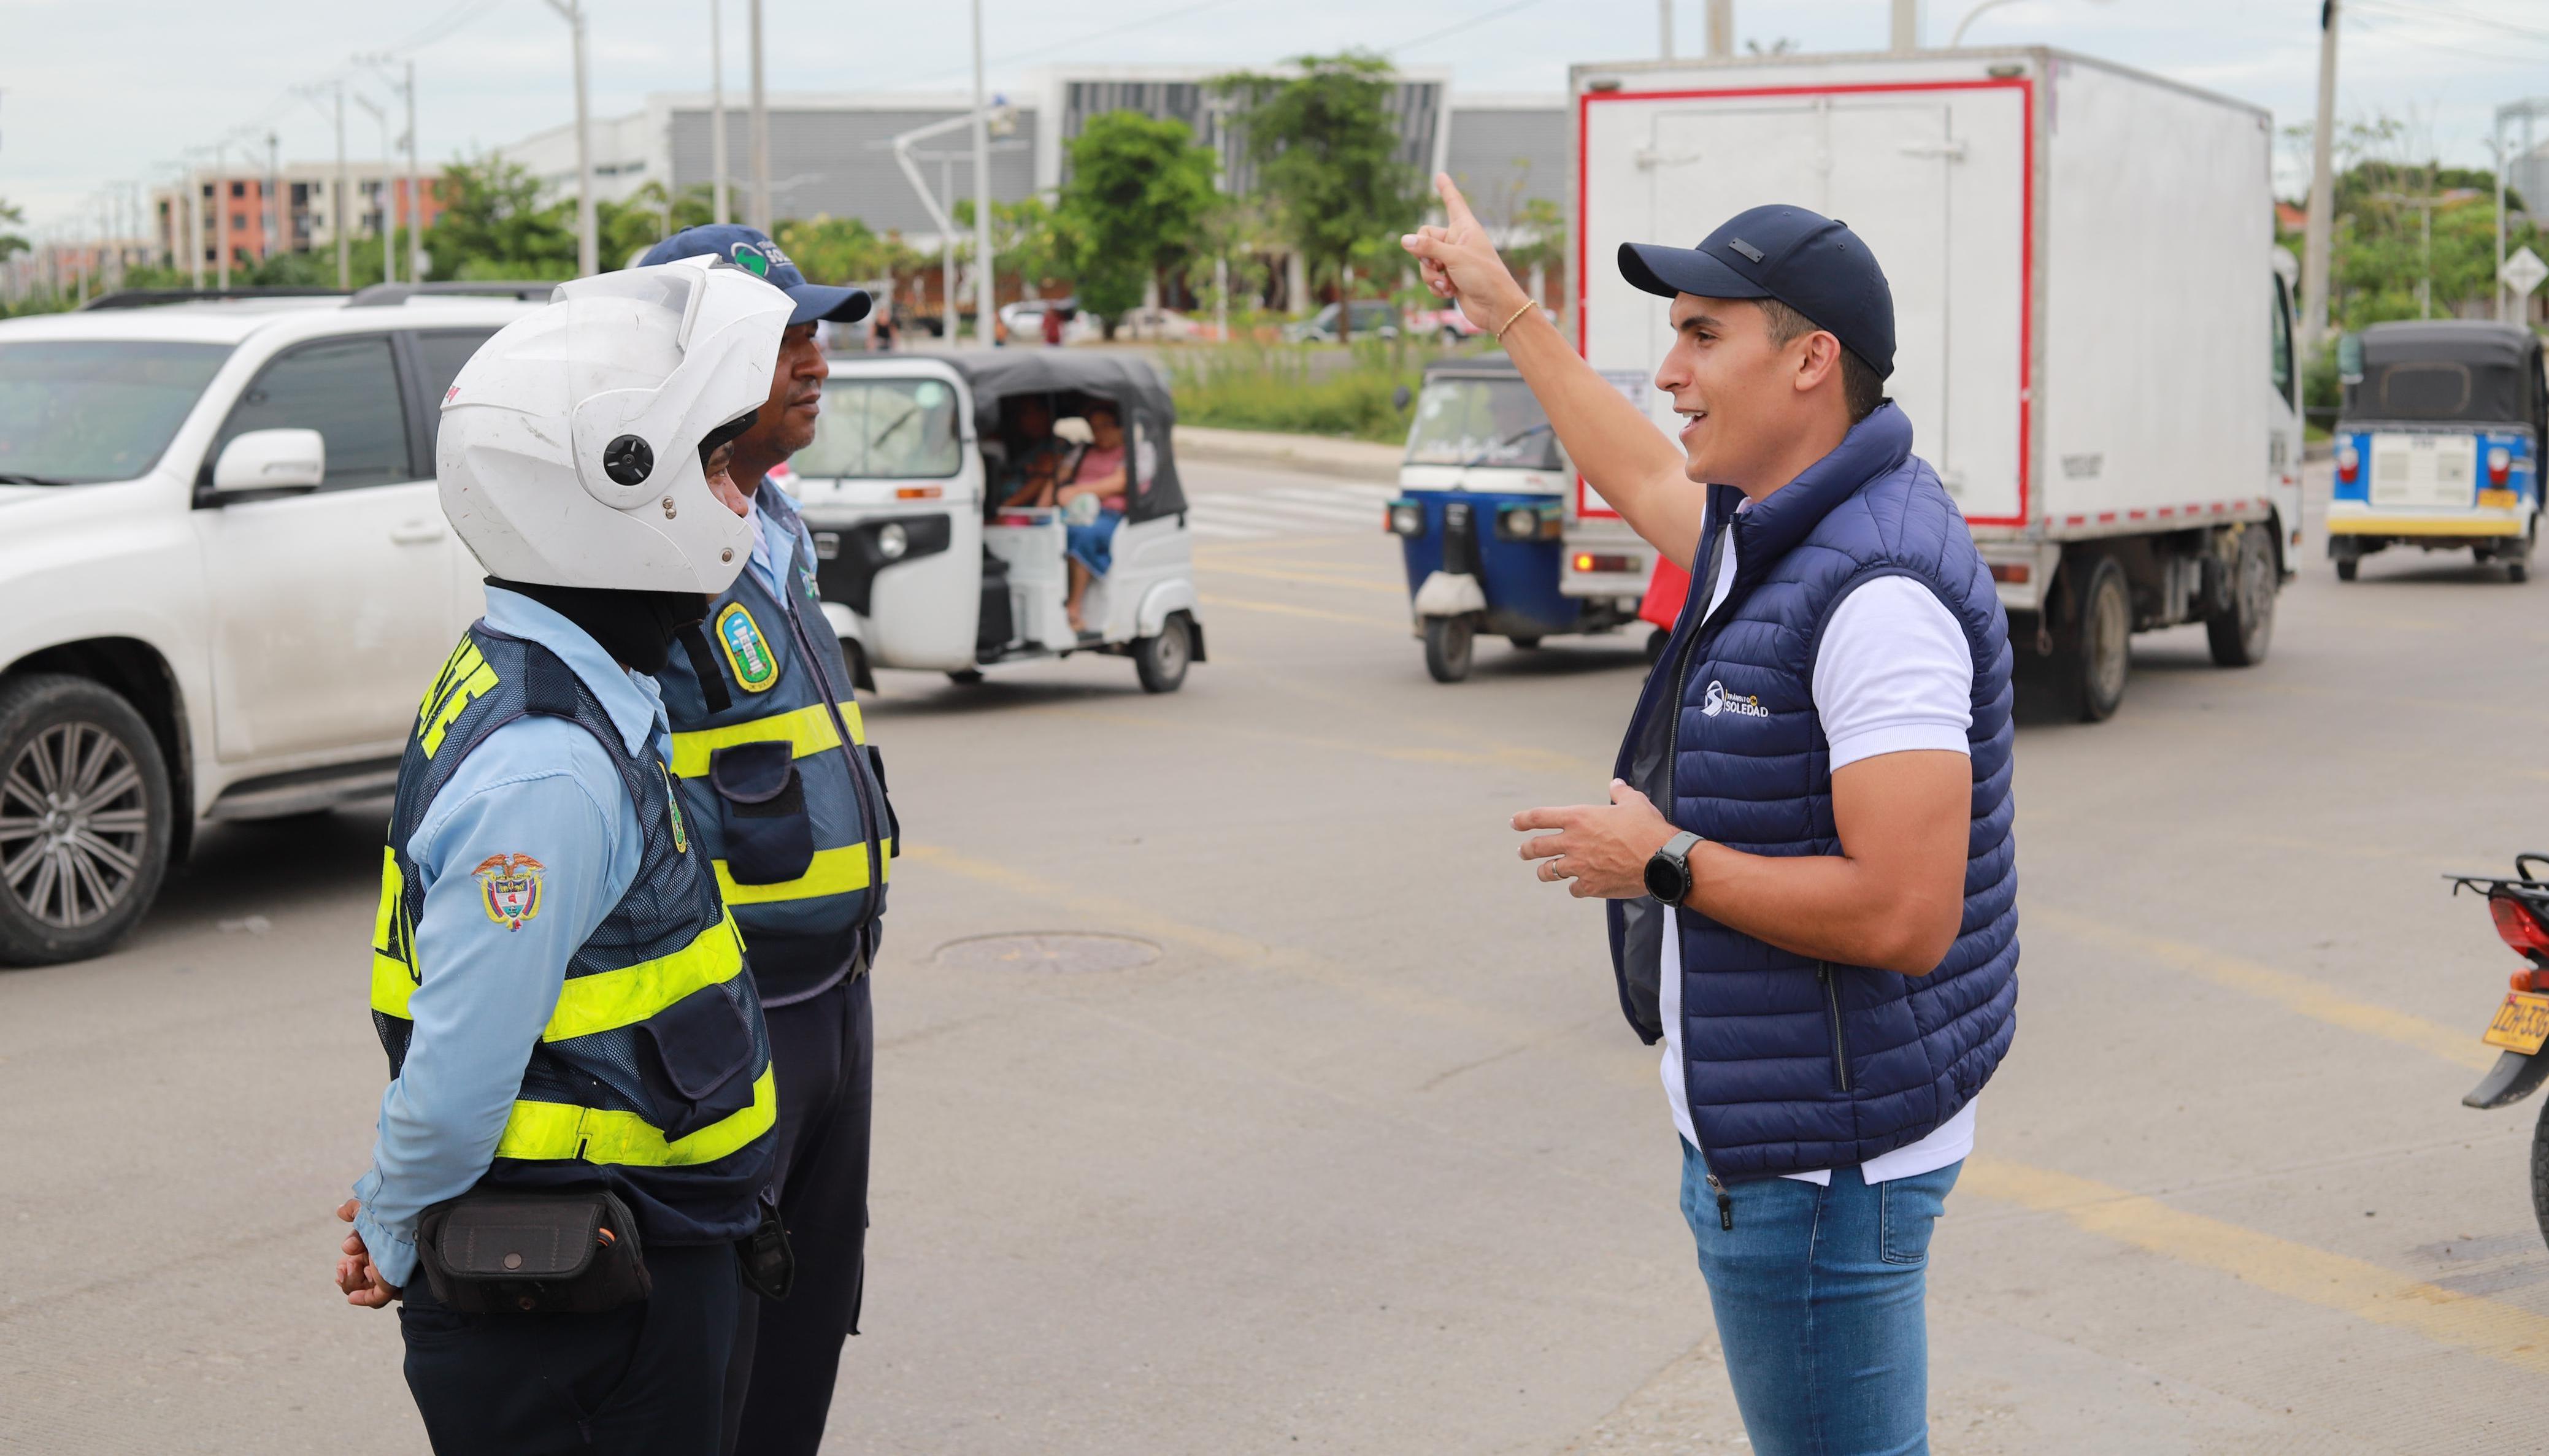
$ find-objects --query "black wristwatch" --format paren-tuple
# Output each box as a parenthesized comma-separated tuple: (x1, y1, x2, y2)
(1644, 830, 1704, 905)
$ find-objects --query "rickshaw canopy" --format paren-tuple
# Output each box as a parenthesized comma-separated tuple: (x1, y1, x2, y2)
(936, 350, 1188, 521)
(2347, 321, 2547, 431)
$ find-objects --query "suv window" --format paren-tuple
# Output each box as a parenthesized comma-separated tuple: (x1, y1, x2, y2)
(411, 329, 499, 454)
(207, 335, 412, 491)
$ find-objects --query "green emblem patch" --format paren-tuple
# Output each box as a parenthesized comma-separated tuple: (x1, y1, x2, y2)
(661, 763, 690, 853)
(729, 242, 771, 277)
(715, 602, 780, 693)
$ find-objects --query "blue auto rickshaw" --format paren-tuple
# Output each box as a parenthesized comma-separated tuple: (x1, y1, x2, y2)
(2329, 321, 2546, 582)
(1385, 355, 1638, 681)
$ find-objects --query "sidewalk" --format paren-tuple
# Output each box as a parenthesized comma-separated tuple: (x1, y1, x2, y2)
(1176, 424, 1402, 483)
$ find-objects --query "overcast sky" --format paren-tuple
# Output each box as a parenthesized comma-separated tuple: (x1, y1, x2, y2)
(4, 0, 2545, 234)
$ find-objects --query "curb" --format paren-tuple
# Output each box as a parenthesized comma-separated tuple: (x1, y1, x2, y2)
(1176, 424, 1403, 485)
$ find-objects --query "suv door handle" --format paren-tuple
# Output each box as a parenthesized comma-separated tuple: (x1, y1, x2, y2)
(390, 520, 446, 545)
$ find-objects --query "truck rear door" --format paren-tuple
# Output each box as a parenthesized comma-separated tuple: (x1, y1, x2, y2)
(1582, 79, 2029, 524)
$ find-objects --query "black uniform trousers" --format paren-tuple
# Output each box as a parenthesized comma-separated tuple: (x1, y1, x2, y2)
(401, 1241, 741, 1456)
(721, 972, 875, 1456)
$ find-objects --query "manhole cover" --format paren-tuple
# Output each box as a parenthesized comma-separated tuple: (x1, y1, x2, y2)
(933, 932, 1162, 973)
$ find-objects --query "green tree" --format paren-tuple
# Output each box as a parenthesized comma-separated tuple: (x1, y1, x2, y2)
(421, 155, 579, 282)
(775, 215, 927, 284)
(1213, 52, 1424, 343)
(1055, 110, 1218, 337)
(0, 197, 27, 262)
(599, 182, 718, 268)
(955, 195, 1071, 297)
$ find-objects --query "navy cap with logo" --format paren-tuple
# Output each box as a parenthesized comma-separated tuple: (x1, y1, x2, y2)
(1618, 205, 1894, 380)
(639, 224, 872, 326)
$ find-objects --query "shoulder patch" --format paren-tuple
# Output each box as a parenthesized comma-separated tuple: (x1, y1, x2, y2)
(715, 602, 781, 694)
(473, 853, 546, 930)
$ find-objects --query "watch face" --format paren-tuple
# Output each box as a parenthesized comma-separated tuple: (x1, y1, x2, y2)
(1644, 853, 1683, 902)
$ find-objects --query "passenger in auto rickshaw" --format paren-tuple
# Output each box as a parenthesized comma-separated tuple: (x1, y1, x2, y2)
(994, 394, 1075, 508)
(999, 396, 1146, 632)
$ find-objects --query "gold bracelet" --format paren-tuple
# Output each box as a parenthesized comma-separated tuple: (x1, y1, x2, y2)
(1493, 299, 1537, 339)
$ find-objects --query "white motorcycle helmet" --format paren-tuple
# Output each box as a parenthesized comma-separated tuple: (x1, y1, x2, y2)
(438, 255, 793, 594)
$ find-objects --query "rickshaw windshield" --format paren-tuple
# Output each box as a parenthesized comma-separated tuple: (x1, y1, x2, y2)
(2357, 361, 2524, 423)
(1404, 377, 1560, 469)
(797, 376, 963, 478)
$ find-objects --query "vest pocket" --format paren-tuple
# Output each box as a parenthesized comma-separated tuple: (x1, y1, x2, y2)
(637, 984, 758, 1141)
(1818, 963, 1853, 1094)
(709, 740, 817, 886)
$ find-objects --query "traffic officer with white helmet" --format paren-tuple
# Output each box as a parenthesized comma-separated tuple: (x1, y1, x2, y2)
(333, 255, 797, 1454)
(634, 224, 896, 1456)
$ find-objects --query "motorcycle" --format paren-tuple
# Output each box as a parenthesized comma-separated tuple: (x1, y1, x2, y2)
(2451, 853, 2549, 1249)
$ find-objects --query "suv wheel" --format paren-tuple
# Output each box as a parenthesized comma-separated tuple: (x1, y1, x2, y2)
(0, 675, 174, 965)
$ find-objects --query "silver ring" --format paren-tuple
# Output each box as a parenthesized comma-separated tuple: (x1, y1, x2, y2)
(1548, 857, 1569, 881)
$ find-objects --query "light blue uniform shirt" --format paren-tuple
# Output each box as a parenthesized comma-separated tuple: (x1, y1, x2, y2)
(351, 587, 669, 1290)
(746, 478, 799, 600)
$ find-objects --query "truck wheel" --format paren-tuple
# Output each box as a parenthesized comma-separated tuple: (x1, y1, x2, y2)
(1423, 615, 1475, 683)
(2205, 526, 2276, 668)
(2514, 562, 2532, 585)
(945, 669, 985, 686)
(0, 675, 174, 966)
(2336, 557, 2359, 582)
(2061, 557, 2131, 723)
(1133, 612, 1193, 694)
(1509, 635, 1543, 650)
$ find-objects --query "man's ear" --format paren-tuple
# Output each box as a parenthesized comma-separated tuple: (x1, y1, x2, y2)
(1793, 331, 1844, 396)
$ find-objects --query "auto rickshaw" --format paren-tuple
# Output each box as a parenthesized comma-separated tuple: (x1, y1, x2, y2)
(782, 350, 1205, 692)
(1386, 355, 1639, 681)
(2329, 321, 2545, 583)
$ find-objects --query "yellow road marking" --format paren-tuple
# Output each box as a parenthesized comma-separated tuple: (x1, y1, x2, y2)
(1964, 1157, 2549, 1376)
(2031, 905, 2493, 1071)
(1197, 592, 1407, 629)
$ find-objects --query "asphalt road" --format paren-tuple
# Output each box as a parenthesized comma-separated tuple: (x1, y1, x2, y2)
(6, 458, 2548, 1455)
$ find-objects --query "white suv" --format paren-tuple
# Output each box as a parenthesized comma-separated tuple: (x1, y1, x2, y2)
(0, 286, 542, 964)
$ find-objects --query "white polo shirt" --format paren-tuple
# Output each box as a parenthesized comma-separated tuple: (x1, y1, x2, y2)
(1659, 511, 1980, 1186)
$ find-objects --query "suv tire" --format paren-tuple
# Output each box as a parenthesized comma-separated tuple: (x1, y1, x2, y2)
(0, 674, 175, 965)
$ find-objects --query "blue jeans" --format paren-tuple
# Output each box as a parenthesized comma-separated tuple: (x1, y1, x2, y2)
(1677, 1140, 1961, 1456)
(1065, 508, 1122, 576)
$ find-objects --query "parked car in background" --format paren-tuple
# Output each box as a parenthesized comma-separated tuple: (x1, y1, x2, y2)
(0, 283, 545, 964)
(1285, 301, 1401, 344)
(1409, 305, 1556, 345)
(999, 296, 1074, 343)
(1116, 307, 1199, 343)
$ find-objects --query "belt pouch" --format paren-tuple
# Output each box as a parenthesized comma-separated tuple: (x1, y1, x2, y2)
(416, 1189, 652, 1315)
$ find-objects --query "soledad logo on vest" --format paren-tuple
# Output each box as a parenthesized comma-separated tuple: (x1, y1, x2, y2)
(1701, 680, 1770, 719)
(715, 602, 781, 693)
(473, 853, 546, 930)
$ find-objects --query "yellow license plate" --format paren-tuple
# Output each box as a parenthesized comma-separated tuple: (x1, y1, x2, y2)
(2479, 488, 2520, 510)
(2483, 992, 2549, 1054)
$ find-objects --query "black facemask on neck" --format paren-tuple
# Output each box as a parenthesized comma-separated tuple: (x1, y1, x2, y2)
(487, 579, 707, 676)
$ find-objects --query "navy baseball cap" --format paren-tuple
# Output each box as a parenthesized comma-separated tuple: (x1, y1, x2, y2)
(1619, 205, 1894, 380)
(639, 224, 871, 326)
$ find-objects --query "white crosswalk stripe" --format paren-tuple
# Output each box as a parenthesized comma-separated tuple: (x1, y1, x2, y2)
(1184, 482, 1399, 541)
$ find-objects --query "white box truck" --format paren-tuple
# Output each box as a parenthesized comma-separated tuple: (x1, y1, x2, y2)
(1560, 45, 2305, 719)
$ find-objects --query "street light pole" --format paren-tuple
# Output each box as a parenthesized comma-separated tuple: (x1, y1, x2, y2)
(404, 60, 422, 280)
(1891, 0, 1918, 52)
(356, 92, 394, 284)
(2299, 0, 2340, 351)
(710, 0, 731, 226)
(1658, 0, 1672, 61)
(540, 0, 599, 276)
(265, 131, 281, 263)
(1705, 0, 1732, 59)
(213, 140, 230, 291)
(334, 83, 352, 288)
(748, 0, 771, 233)
(969, 0, 996, 346)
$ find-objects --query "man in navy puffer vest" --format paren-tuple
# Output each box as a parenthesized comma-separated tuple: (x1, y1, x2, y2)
(1407, 177, 2015, 1455)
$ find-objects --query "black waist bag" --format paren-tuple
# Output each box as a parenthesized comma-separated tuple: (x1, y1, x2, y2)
(416, 1190, 652, 1315)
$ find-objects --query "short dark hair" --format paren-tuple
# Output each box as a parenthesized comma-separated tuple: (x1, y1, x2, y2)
(1755, 298, 1885, 423)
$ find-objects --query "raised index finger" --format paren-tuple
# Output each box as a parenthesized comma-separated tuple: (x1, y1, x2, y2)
(1434, 172, 1483, 232)
(1510, 805, 1580, 832)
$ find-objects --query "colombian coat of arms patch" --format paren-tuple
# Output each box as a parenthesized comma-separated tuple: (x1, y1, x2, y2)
(473, 853, 546, 930)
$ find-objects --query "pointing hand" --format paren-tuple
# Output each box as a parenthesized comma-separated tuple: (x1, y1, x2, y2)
(1400, 173, 1533, 337)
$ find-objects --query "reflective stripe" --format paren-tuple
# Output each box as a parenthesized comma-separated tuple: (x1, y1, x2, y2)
(369, 908, 746, 1042)
(710, 837, 893, 906)
(371, 951, 417, 1019)
(667, 701, 864, 779)
(494, 1066, 776, 1167)
(542, 909, 745, 1041)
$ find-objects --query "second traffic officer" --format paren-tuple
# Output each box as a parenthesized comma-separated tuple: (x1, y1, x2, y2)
(637, 224, 897, 1456)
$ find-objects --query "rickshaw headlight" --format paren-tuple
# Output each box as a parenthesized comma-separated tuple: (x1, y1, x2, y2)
(875, 521, 910, 561)
(2488, 446, 2513, 484)
(1496, 505, 1542, 541)
(1388, 502, 1424, 537)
